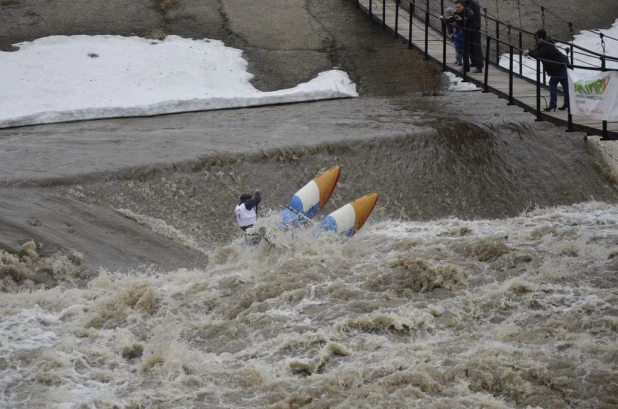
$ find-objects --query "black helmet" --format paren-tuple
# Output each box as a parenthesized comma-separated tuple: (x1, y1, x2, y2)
(239, 193, 252, 202)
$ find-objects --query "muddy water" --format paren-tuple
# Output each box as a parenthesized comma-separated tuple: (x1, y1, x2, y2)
(2, 203, 618, 409)
(1, 95, 618, 408)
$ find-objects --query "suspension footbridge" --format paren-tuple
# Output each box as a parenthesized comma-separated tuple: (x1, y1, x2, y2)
(354, 0, 618, 139)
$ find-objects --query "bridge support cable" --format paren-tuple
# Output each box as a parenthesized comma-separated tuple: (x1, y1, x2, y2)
(526, 0, 618, 45)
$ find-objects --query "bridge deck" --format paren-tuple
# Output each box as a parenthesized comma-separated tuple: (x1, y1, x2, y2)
(356, 0, 618, 137)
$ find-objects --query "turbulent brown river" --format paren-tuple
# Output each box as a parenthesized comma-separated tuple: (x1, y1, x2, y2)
(1, 95, 618, 409)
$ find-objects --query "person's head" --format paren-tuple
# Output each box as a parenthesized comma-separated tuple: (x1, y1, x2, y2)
(454, 1, 464, 13)
(444, 7, 453, 17)
(452, 22, 459, 31)
(239, 193, 252, 202)
(534, 29, 547, 43)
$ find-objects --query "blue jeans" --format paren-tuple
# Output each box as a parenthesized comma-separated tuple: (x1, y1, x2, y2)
(549, 68, 569, 108)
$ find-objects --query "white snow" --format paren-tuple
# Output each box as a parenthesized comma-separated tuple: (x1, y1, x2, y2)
(444, 72, 480, 92)
(2, 21, 615, 128)
(0, 35, 358, 128)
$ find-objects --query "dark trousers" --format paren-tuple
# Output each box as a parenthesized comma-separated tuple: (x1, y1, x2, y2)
(549, 68, 569, 108)
(463, 31, 483, 71)
(470, 31, 484, 69)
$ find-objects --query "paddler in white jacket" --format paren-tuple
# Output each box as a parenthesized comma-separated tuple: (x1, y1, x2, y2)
(235, 190, 261, 231)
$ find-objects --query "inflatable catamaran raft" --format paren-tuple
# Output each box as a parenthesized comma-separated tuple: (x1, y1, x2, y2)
(242, 166, 378, 245)
(319, 192, 379, 237)
(280, 165, 341, 229)
(279, 166, 378, 237)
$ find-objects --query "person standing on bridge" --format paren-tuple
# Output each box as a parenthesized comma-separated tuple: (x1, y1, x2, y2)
(524, 29, 570, 111)
(452, 22, 464, 67)
(453, 0, 482, 74)
(465, 0, 483, 73)
(444, 7, 455, 36)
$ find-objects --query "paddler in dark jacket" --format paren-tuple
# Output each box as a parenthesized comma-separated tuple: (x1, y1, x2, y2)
(524, 29, 570, 111)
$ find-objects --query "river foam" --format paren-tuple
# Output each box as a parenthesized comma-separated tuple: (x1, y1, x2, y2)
(1, 202, 617, 408)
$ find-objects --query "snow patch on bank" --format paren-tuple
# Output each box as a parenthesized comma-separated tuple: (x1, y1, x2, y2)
(0, 35, 358, 128)
(444, 72, 480, 92)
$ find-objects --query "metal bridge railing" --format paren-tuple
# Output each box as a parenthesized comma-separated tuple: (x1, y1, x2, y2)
(356, 0, 618, 139)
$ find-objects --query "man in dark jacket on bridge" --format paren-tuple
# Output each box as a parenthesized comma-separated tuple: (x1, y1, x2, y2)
(524, 29, 570, 111)
(465, 0, 483, 73)
(453, 0, 483, 73)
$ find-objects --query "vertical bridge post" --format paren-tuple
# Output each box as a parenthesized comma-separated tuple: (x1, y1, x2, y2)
(483, 34, 490, 92)
(408, 0, 414, 49)
(441, 0, 446, 71)
(495, 20, 500, 65)
(424, 0, 429, 60)
(394, 0, 399, 38)
(518, 32, 523, 75)
(508, 45, 514, 105)
(536, 58, 542, 121)
(601, 54, 608, 140)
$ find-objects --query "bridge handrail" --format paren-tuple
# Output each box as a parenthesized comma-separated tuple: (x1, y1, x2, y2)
(441, 0, 618, 45)
(480, 10, 618, 62)
(400, 0, 618, 73)
(409, 0, 618, 63)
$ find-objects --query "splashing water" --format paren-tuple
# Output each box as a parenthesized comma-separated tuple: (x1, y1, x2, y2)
(2, 202, 617, 408)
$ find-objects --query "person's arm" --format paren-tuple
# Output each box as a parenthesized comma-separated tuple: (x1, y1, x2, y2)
(524, 43, 537, 57)
(462, 6, 478, 30)
(466, 6, 475, 21)
(528, 42, 549, 59)
(244, 190, 261, 211)
(472, 2, 481, 24)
